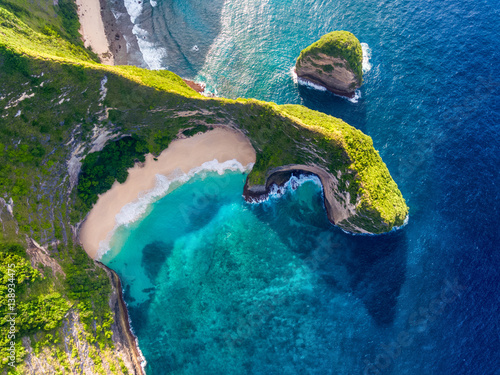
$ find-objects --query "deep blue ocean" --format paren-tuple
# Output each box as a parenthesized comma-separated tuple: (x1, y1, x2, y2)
(102, 0, 500, 373)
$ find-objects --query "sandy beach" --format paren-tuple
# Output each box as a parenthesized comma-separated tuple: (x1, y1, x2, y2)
(76, 0, 114, 65)
(79, 127, 256, 259)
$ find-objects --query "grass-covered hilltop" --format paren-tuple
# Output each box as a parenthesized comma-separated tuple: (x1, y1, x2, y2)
(0, 1, 408, 373)
(296, 30, 363, 98)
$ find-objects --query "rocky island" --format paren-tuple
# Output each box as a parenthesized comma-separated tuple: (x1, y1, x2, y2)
(295, 31, 363, 98)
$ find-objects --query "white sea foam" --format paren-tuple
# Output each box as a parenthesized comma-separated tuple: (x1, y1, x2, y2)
(291, 42, 372, 102)
(132, 24, 167, 70)
(392, 214, 410, 231)
(291, 66, 359, 102)
(248, 173, 323, 204)
(361, 42, 372, 74)
(290, 67, 298, 84)
(290, 67, 327, 92)
(193, 74, 218, 97)
(347, 90, 361, 104)
(347, 43, 371, 103)
(123, 0, 142, 23)
(95, 159, 254, 259)
(297, 77, 328, 92)
(122, 0, 167, 69)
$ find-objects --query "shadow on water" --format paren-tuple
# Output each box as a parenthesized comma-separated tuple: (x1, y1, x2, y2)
(122, 284, 152, 334)
(299, 227, 408, 326)
(298, 84, 369, 133)
(141, 240, 173, 282)
(121, 241, 173, 339)
(138, 0, 226, 77)
(344, 230, 407, 325)
(251, 183, 407, 326)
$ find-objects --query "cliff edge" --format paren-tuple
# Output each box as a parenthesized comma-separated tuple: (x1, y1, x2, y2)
(295, 31, 363, 98)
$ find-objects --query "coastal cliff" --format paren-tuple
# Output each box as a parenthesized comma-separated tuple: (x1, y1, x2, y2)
(244, 165, 370, 233)
(295, 31, 363, 98)
(97, 263, 146, 375)
(0, 240, 142, 374)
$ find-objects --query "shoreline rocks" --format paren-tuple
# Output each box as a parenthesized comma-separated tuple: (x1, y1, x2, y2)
(243, 164, 371, 234)
(97, 262, 146, 375)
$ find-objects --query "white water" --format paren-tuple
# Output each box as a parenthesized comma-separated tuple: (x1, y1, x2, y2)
(95, 159, 254, 259)
(361, 42, 372, 73)
(131, 25, 167, 70)
(247, 173, 323, 204)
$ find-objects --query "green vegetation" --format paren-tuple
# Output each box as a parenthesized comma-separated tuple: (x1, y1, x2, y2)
(296, 30, 363, 85)
(0, 0, 82, 44)
(279, 105, 408, 228)
(110, 65, 201, 98)
(77, 135, 149, 212)
(63, 245, 114, 347)
(0, 243, 66, 367)
(0, 6, 98, 63)
(56, 0, 82, 45)
(0, 240, 116, 373)
(0, 3, 129, 370)
(0, 8, 406, 234)
(182, 124, 210, 137)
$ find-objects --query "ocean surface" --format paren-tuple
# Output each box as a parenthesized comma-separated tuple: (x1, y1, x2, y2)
(101, 0, 500, 373)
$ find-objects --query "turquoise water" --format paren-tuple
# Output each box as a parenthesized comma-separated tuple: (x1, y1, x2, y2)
(103, 171, 391, 374)
(104, 0, 500, 373)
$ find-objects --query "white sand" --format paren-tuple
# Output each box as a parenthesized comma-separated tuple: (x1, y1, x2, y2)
(79, 128, 256, 259)
(76, 0, 114, 65)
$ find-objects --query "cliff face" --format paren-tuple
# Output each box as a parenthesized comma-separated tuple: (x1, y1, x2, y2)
(21, 307, 142, 375)
(244, 165, 389, 234)
(295, 31, 363, 98)
(244, 165, 360, 227)
(98, 264, 146, 375)
(2, 242, 144, 375)
(0, 2, 408, 236)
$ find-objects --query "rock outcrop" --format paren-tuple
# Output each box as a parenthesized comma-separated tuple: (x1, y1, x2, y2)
(98, 263, 146, 375)
(17, 244, 144, 375)
(244, 165, 390, 234)
(295, 31, 363, 98)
